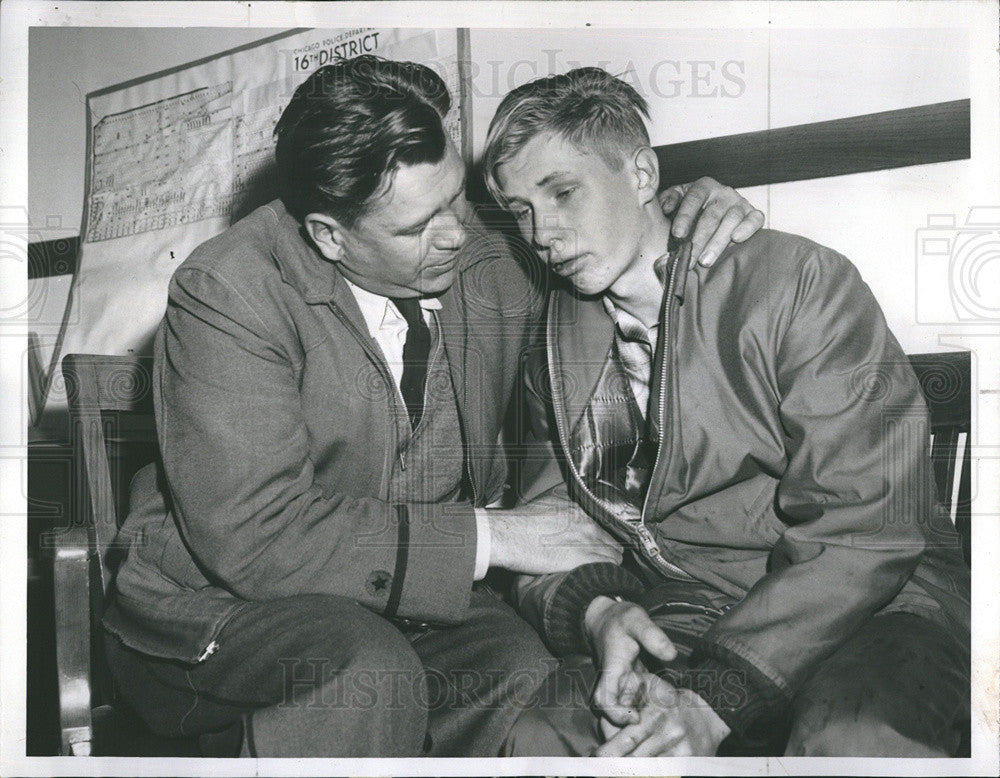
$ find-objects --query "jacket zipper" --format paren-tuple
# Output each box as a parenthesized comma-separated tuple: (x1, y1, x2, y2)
(636, 249, 693, 579)
(640, 251, 681, 524)
(458, 286, 481, 509)
(547, 254, 692, 581)
(331, 294, 482, 504)
(404, 312, 445, 472)
(327, 302, 400, 495)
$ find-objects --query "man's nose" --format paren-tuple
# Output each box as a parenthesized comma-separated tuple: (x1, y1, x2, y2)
(429, 212, 467, 251)
(534, 215, 564, 254)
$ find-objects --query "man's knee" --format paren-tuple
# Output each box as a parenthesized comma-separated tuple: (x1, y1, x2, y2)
(454, 592, 556, 707)
(785, 613, 969, 757)
(786, 715, 950, 757)
(504, 700, 577, 757)
(503, 654, 600, 757)
(281, 600, 427, 711)
(253, 599, 429, 757)
(493, 620, 554, 706)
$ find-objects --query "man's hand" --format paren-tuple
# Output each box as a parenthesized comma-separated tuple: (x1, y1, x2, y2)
(487, 492, 623, 574)
(594, 674, 731, 757)
(584, 595, 677, 727)
(658, 177, 765, 268)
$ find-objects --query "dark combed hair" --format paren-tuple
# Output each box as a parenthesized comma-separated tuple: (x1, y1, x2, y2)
(482, 67, 650, 205)
(274, 55, 451, 226)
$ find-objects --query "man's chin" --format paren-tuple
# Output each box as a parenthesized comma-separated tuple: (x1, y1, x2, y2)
(417, 268, 458, 296)
(565, 276, 607, 298)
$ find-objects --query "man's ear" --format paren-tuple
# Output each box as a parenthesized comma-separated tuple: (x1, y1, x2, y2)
(303, 212, 348, 262)
(633, 146, 661, 205)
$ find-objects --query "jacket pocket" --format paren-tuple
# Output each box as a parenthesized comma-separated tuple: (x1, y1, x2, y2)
(106, 551, 242, 664)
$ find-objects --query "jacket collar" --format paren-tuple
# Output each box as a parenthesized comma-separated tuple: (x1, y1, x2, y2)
(548, 237, 691, 432)
(264, 199, 344, 305)
(258, 200, 376, 344)
(669, 238, 691, 305)
(549, 290, 616, 435)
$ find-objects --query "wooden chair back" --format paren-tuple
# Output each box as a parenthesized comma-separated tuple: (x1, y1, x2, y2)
(908, 351, 972, 563)
(62, 354, 158, 596)
(52, 354, 158, 755)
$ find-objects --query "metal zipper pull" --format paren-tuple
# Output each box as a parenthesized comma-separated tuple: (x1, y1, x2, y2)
(196, 639, 219, 662)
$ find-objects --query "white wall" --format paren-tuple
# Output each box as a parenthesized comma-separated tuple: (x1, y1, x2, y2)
(27, 28, 279, 374)
(469, 27, 967, 147)
(29, 27, 276, 238)
(469, 27, 971, 354)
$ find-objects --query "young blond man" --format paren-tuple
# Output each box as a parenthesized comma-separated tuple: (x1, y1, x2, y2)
(484, 68, 970, 757)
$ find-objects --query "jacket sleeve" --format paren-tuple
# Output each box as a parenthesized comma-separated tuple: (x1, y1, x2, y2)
(509, 337, 646, 652)
(155, 264, 477, 624)
(676, 246, 937, 741)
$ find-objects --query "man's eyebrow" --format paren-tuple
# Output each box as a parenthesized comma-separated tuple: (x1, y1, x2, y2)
(397, 213, 433, 233)
(535, 171, 573, 188)
(396, 174, 467, 233)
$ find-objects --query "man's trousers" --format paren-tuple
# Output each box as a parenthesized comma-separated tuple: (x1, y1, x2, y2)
(105, 587, 555, 757)
(504, 580, 970, 757)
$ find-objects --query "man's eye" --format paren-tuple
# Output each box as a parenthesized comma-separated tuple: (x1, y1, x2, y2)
(555, 187, 576, 202)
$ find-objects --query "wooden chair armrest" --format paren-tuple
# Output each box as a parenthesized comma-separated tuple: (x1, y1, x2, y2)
(47, 527, 94, 756)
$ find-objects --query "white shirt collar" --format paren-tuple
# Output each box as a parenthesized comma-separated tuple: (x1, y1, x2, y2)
(602, 295, 658, 343)
(342, 277, 442, 339)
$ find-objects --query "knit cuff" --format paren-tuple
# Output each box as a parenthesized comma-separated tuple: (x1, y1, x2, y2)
(674, 645, 790, 751)
(543, 562, 646, 656)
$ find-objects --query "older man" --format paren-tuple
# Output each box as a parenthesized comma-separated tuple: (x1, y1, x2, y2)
(101, 56, 762, 757)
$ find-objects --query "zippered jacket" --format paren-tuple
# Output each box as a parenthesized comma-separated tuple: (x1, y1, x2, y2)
(515, 229, 970, 740)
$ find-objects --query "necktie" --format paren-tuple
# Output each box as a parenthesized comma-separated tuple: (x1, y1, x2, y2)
(390, 297, 432, 429)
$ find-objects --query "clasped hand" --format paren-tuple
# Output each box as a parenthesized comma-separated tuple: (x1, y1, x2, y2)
(584, 596, 731, 757)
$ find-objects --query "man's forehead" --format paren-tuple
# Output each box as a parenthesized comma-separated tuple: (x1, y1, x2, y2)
(364, 146, 464, 226)
(498, 133, 585, 192)
(499, 132, 631, 201)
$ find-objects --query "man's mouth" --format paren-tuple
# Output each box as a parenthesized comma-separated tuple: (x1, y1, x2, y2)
(550, 255, 581, 276)
(424, 253, 458, 271)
